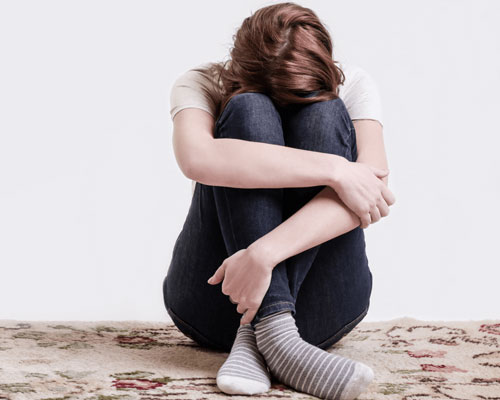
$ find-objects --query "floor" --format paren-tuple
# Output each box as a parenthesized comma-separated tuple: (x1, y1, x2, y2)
(0, 317, 499, 399)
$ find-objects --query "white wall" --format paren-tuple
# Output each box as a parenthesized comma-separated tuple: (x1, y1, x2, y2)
(0, 0, 498, 322)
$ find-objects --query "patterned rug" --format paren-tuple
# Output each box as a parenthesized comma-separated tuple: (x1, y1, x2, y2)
(0, 317, 499, 400)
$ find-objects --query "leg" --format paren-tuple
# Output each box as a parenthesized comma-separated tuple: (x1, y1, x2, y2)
(276, 96, 373, 348)
(166, 92, 292, 395)
(294, 227, 373, 350)
(254, 97, 374, 400)
(210, 92, 297, 323)
(163, 92, 291, 351)
(210, 93, 294, 394)
(163, 180, 241, 351)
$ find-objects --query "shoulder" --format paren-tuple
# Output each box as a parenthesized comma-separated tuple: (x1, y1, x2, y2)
(337, 61, 384, 126)
(169, 62, 219, 121)
(338, 62, 379, 98)
(172, 61, 217, 88)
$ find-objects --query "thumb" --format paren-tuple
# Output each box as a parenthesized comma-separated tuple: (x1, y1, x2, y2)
(207, 264, 226, 285)
(369, 166, 389, 178)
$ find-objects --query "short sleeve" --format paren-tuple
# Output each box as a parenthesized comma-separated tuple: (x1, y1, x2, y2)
(169, 63, 217, 121)
(338, 64, 384, 127)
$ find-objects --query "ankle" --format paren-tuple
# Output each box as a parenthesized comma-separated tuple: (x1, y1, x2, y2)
(255, 310, 294, 330)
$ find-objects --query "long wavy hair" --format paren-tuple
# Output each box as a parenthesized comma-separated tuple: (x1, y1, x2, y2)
(192, 2, 345, 122)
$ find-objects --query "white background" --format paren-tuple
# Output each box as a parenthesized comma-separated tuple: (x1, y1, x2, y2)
(1, 0, 499, 323)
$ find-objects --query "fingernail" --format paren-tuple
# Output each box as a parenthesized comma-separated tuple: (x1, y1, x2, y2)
(207, 277, 213, 283)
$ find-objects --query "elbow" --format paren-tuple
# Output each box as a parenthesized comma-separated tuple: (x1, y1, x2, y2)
(178, 156, 203, 181)
(173, 136, 215, 183)
(173, 140, 207, 181)
(178, 148, 215, 183)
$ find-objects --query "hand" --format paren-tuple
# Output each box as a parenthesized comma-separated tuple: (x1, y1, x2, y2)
(207, 245, 274, 325)
(331, 158, 396, 228)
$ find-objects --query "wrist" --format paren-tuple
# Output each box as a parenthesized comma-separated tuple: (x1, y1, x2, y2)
(328, 155, 348, 189)
(247, 238, 281, 270)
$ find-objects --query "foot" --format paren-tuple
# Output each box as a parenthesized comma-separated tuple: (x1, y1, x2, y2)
(216, 323, 271, 395)
(254, 311, 374, 400)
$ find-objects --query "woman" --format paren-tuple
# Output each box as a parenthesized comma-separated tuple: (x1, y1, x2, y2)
(163, 2, 395, 399)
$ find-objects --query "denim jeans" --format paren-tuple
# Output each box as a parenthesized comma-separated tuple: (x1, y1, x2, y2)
(163, 92, 373, 353)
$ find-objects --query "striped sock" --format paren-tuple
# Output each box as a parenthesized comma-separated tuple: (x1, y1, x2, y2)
(254, 311, 374, 400)
(216, 323, 271, 395)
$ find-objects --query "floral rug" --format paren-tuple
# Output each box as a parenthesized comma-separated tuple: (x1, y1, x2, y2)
(0, 317, 499, 399)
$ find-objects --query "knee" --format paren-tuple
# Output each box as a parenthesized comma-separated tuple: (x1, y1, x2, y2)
(162, 274, 237, 352)
(306, 97, 351, 122)
(316, 98, 354, 145)
(163, 283, 234, 351)
(215, 92, 284, 145)
(285, 96, 356, 161)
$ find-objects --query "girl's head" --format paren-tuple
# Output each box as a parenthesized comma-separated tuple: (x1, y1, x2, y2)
(194, 2, 344, 120)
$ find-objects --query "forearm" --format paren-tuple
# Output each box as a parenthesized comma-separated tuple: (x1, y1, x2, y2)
(249, 185, 360, 266)
(187, 138, 346, 189)
(247, 120, 392, 265)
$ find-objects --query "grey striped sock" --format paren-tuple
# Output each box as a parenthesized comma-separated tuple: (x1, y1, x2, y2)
(255, 311, 374, 400)
(216, 323, 271, 395)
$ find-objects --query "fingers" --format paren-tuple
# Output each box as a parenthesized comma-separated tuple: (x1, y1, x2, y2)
(240, 308, 258, 325)
(359, 212, 371, 229)
(236, 300, 258, 325)
(236, 302, 246, 314)
(221, 277, 231, 297)
(363, 195, 391, 227)
(207, 263, 226, 285)
(370, 205, 381, 223)
(381, 184, 396, 206)
(377, 198, 390, 218)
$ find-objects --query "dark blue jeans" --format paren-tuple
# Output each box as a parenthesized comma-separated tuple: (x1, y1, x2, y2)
(163, 92, 373, 353)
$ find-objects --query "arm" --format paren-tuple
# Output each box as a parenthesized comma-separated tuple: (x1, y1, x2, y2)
(174, 108, 391, 222)
(173, 107, 344, 189)
(249, 119, 392, 265)
(208, 119, 396, 324)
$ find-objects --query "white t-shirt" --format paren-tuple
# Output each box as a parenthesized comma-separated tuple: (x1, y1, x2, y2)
(169, 61, 383, 195)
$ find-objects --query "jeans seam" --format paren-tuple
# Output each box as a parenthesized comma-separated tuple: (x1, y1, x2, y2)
(222, 187, 238, 255)
(348, 120, 357, 161)
(333, 98, 355, 161)
(258, 300, 295, 311)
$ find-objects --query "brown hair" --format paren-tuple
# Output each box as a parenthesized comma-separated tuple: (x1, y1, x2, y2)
(192, 2, 345, 122)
